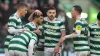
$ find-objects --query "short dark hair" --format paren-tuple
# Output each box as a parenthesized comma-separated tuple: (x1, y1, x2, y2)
(73, 5, 82, 14)
(16, 2, 28, 9)
(46, 7, 56, 12)
(97, 12, 100, 20)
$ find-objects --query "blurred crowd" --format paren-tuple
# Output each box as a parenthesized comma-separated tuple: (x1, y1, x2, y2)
(0, 0, 73, 53)
(0, 0, 60, 28)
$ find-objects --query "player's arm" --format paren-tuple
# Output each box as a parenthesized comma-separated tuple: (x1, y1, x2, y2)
(28, 34, 37, 56)
(54, 22, 66, 53)
(28, 39, 36, 56)
(24, 23, 31, 31)
(34, 10, 42, 16)
(8, 18, 23, 34)
(28, 10, 42, 22)
(58, 22, 82, 48)
(8, 18, 28, 34)
(56, 30, 66, 47)
(65, 22, 82, 38)
(56, 21, 66, 47)
(8, 28, 27, 34)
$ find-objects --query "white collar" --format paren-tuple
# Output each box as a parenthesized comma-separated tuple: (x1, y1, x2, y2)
(31, 21, 38, 28)
(47, 17, 56, 22)
(76, 16, 81, 20)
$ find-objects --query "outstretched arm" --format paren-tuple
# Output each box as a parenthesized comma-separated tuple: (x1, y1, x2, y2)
(54, 30, 66, 53)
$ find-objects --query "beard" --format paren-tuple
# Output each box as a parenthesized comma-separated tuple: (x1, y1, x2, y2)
(48, 15, 55, 20)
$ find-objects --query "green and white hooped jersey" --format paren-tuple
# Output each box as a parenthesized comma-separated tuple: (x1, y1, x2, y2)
(89, 22, 100, 55)
(4, 13, 22, 48)
(24, 22, 36, 31)
(73, 18, 90, 52)
(38, 25, 44, 45)
(43, 17, 65, 48)
(8, 31, 37, 52)
(24, 22, 44, 44)
(24, 22, 44, 50)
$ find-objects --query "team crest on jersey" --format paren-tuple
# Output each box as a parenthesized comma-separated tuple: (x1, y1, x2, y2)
(75, 25, 82, 30)
(49, 26, 55, 28)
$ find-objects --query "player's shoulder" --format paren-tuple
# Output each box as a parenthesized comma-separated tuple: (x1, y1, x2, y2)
(29, 31, 37, 37)
(54, 18, 64, 24)
(75, 20, 82, 24)
(10, 14, 14, 17)
(76, 18, 87, 24)
(89, 22, 97, 27)
(25, 22, 31, 25)
(9, 13, 16, 19)
(21, 31, 33, 37)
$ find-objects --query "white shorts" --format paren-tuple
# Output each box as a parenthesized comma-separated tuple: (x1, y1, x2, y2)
(35, 51, 44, 56)
(44, 48, 61, 56)
(4, 48, 9, 56)
(91, 54, 100, 56)
(74, 51, 90, 56)
(8, 50, 28, 56)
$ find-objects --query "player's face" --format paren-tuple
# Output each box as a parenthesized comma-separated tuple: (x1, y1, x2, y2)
(71, 7, 77, 18)
(47, 9, 56, 20)
(98, 19, 100, 25)
(20, 7, 28, 17)
(37, 16, 43, 24)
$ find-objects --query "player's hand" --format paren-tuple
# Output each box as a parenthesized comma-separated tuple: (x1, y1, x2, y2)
(54, 45, 60, 53)
(34, 10, 42, 16)
(34, 47, 38, 52)
(34, 29, 42, 35)
(22, 28, 29, 31)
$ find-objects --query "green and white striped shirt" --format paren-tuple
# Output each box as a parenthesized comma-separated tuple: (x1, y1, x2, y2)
(73, 18, 90, 52)
(89, 22, 100, 55)
(24, 22, 36, 31)
(4, 13, 23, 48)
(8, 31, 37, 52)
(24, 22, 44, 51)
(43, 17, 65, 47)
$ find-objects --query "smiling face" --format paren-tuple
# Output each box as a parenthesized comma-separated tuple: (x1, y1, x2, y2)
(47, 9, 56, 20)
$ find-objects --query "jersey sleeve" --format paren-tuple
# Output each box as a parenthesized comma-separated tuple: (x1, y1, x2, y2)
(24, 23, 31, 31)
(31, 33, 38, 41)
(8, 18, 17, 29)
(74, 21, 83, 35)
(60, 21, 65, 31)
(8, 18, 23, 34)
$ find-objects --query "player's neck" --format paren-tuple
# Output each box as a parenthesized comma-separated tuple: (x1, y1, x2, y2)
(76, 15, 81, 19)
(48, 17, 56, 21)
(33, 20, 38, 28)
(16, 11, 21, 17)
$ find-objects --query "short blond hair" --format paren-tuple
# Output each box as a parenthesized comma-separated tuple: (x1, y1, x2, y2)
(16, 2, 28, 10)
